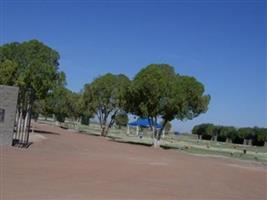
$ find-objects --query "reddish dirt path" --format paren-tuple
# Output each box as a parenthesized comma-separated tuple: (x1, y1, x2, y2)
(1, 122, 267, 200)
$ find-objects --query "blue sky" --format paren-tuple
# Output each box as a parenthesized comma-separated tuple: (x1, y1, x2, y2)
(1, 0, 266, 132)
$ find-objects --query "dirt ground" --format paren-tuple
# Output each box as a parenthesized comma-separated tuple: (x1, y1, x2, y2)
(1, 122, 266, 200)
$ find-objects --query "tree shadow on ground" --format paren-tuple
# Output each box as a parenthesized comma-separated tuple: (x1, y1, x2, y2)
(31, 129, 60, 136)
(108, 138, 153, 147)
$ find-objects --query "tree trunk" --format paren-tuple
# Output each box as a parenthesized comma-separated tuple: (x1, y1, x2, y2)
(100, 115, 107, 136)
(101, 125, 106, 136)
(152, 126, 155, 139)
(103, 127, 109, 137)
(153, 138, 161, 148)
(162, 129, 165, 138)
(154, 119, 167, 148)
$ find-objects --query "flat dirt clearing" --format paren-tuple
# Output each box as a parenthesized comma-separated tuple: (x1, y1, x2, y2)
(1, 123, 267, 200)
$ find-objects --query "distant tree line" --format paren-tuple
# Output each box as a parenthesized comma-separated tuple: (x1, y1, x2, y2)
(192, 123, 267, 146)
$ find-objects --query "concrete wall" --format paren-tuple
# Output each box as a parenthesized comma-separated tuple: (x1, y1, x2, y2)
(0, 85, 19, 145)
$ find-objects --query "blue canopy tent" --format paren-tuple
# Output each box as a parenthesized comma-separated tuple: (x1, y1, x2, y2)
(127, 118, 163, 137)
(128, 118, 162, 128)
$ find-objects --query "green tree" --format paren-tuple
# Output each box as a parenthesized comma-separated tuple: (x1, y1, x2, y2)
(238, 127, 254, 145)
(212, 125, 223, 141)
(83, 73, 130, 136)
(126, 64, 210, 147)
(213, 126, 227, 142)
(223, 127, 238, 143)
(0, 40, 64, 138)
(253, 127, 267, 146)
(44, 87, 70, 122)
(0, 40, 63, 99)
(192, 124, 202, 139)
(115, 112, 129, 128)
(0, 60, 18, 85)
(38, 86, 86, 125)
(195, 123, 214, 140)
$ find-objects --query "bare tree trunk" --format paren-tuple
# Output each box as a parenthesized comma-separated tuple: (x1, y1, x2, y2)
(152, 117, 158, 139)
(162, 129, 165, 138)
(101, 125, 106, 136)
(103, 126, 109, 137)
(154, 120, 167, 148)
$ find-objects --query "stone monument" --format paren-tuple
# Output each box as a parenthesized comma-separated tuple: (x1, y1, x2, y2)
(0, 85, 19, 145)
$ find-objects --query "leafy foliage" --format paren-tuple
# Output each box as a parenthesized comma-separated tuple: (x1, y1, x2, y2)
(0, 40, 66, 136)
(83, 73, 130, 136)
(192, 123, 267, 146)
(115, 112, 129, 128)
(126, 64, 210, 143)
(0, 40, 63, 100)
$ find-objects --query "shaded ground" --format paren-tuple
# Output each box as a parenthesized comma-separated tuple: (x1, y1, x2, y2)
(1, 122, 266, 200)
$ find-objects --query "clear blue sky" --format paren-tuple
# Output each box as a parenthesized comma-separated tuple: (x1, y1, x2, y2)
(1, 0, 266, 132)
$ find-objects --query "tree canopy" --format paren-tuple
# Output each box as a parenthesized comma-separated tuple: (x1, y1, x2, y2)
(192, 123, 267, 146)
(0, 40, 64, 100)
(83, 73, 130, 136)
(1, 39, 213, 145)
(115, 112, 129, 128)
(126, 64, 210, 145)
